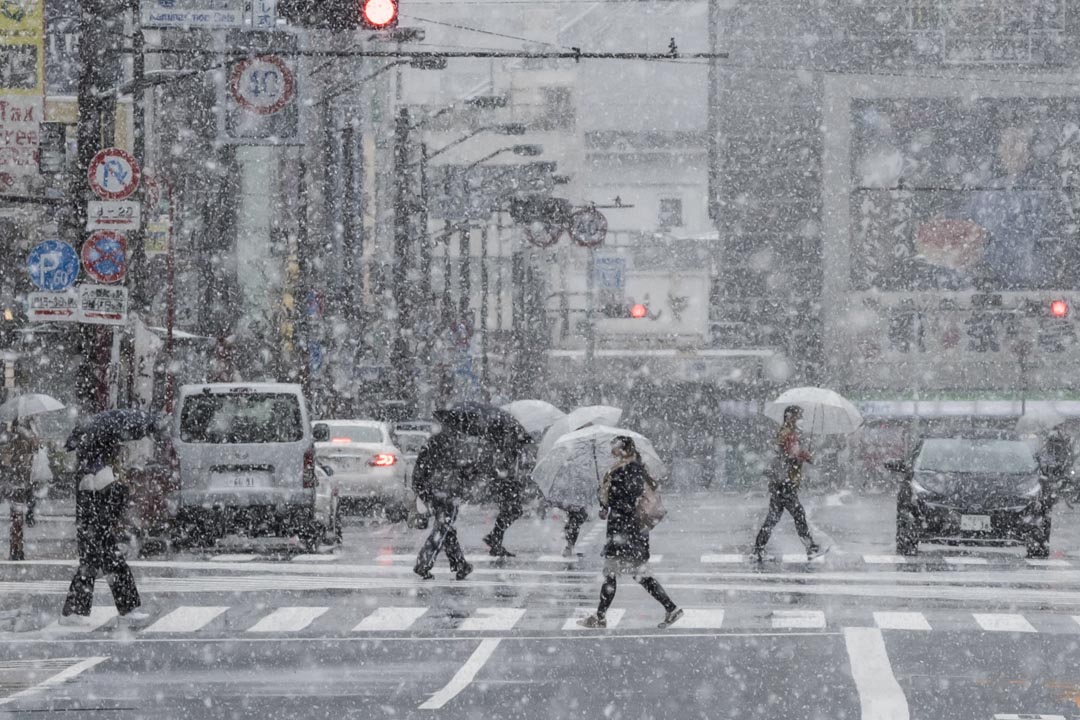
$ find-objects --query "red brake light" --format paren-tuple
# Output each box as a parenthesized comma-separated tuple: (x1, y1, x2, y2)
(629, 303, 648, 319)
(1050, 299, 1069, 318)
(303, 447, 316, 488)
(330, 437, 352, 444)
(370, 453, 397, 467)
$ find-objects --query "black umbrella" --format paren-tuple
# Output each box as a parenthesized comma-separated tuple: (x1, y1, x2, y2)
(433, 401, 530, 450)
(65, 409, 162, 454)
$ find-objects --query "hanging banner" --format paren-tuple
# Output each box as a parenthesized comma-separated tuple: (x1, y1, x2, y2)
(0, 0, 43, 192)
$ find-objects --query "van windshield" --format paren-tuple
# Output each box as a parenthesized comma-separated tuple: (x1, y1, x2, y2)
(180, 393, 303, 444)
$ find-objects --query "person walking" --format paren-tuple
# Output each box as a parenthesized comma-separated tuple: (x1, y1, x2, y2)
(578, 436, 683, 630)
(61, 430, 146, 624)
(1, 419, 38, 561)
(412, 429, 474, 581)
(751, 405, 826, 562)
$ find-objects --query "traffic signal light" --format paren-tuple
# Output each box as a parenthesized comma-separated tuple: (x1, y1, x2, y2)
(629, 303, 648, 319)
(361, 0, 398, 28)
(1050, 299, 1069, 318)
(279, 0, 397, 29)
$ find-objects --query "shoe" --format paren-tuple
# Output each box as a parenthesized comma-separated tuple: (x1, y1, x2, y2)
(749, 548, 766, 563)
(58, 613, 96, 627)
(658, 608, 684, 629)
(455, 563, 473, 581)
(488, 546, 515, 558)
(576, 614, 606, 629)
(561, 544, 576, 558)
(119, 610, 151, 625)
(414, 568, 434, 580)
(807, 545, 830, 561)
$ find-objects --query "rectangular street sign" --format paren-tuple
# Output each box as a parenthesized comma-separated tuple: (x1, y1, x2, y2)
(28, 290, 78, 322)
(141, 0, 245, 28)
(78, 284, 128, 325)
(145, 220, 170, 256)
(87, 200, 141, 230)
(250, 0, 276, 29)
(594, 256, 626, 290)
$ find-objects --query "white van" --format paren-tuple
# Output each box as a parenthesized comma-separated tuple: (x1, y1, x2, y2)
(170, 383, 338, 551)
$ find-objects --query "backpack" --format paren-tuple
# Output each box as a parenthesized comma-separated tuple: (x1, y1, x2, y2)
(634, 469, 667, 529)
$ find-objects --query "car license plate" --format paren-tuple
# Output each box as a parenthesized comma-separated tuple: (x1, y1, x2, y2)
(960, 514, 991, 531)
(211, 474, 269, 489)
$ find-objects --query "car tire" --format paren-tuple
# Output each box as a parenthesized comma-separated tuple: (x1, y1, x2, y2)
(298, 519, 321, 553)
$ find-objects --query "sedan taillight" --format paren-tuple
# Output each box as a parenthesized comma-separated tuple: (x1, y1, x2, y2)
(370, 453, 397, 467)
(303, 447, 316, 488)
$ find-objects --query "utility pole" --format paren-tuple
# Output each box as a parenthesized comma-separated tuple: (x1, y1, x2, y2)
(341, 124, 358, 323)
(479, 223, 489, 388)
(584, 247, 596, 403)
(390, 107, 415, 410)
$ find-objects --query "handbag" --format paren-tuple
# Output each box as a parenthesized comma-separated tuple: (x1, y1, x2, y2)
(635, 472, 667, 529)
(30, 447, 52, 485)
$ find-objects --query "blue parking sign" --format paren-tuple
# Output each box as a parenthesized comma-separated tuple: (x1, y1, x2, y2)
(27, 240, 80, 292)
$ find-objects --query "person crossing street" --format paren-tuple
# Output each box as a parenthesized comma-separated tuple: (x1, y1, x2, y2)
(412, 429, 473, 581)
(752, 405, 826, 562)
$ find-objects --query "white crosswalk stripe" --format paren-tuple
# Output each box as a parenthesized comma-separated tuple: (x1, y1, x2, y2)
(563, 608, 625, 630)
(771, 610, 826, 629)
(42, 607, 117, 635)
(863, 555, 910, 564)
(945, 556, 989, 566)
(700, 554, 744, 564)
(973, 613, 1037, 633)
(144, 606, 228, 634)
(458, 608, 526, 632)
(873, 611, 931, 631)
(679, 608, 726, 629)
(210, 554, 259, 563)
(246, 606, 329, 633)
(353, 607, 427, 632)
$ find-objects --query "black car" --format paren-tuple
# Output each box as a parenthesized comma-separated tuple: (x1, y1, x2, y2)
(885, 432, 1053, 558)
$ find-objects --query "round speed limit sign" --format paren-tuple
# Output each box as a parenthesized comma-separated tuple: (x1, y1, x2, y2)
(229, 55, 296, 116)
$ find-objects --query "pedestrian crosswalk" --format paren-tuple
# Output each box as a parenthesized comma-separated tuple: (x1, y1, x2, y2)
(13, 603, 1080, 639)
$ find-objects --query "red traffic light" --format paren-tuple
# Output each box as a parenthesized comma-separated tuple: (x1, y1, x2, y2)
(1050, 299, 1069, 318)
(361, 0, 397, 28)
(629, 303, 648, 319)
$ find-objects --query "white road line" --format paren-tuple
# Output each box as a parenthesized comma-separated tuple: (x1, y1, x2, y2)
(1074, 616, 1080, 630)
(210, 554, 258, 562)
(458, 608, 526, 632)
(375, 554, 499, 564)
(418, 638, 501, 710)
(537, 555, 579, 563)
(245, 606, 329, 633)
(844, 627, 910, 720)
(994, 715, 1068, 719)
(42, 607, 117, 635)
(353, 607, 428, 632)
(973, 613, 1037, 633)
(144, 606, 229, 634)
(291, 554, 341, 563)
(679, 608, 725, 629)
(945, 556, 989, 566)
(873, 612, 931, 631)
(701, 554, 744, 564)
(1025, 559, 1072, 568)
(0, 656, 109, 708)
(781, 554, 824, 564)
(648, 555, 664, 564)
(771, 610, 826, 629)
(563, 608, 625, 630)
(864, 555, 910, 565)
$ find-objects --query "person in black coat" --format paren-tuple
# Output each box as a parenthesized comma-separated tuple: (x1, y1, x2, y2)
(578, 436, 683, 629)
(412, 429, 474, 581)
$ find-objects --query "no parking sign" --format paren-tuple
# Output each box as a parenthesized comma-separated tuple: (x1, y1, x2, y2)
(81, 231, 128, 284)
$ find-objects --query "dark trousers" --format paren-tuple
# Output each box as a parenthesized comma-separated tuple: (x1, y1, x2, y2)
(754, 483, 815, 552)
(564, 506, 588, 547)
(484, 485, 523, 549)
(414, 498, 467, 575)
(63, 484, 141, 617)
(597, 573, 676, 618)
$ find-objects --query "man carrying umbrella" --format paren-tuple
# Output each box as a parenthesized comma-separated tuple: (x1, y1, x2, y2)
(412, 427, 473, 581)
(751, 405, 826, 562)
(61, 410, 160, 624)
(1, 418, 39, 561)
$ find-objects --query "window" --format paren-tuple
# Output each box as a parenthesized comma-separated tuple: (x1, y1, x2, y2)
(537, 87, 574, 130)
(324, 424, 385, 444)
(180, 393, 303, 444)
(658, 198, 683, 228)
(914, 439, 1037, 474)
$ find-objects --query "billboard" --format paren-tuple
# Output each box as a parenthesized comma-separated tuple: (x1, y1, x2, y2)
(850, 97, 1080, 293)
(0, 0, 42, 189)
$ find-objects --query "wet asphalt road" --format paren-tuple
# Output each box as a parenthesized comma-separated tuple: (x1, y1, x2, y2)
(2, 489, 1080, 719)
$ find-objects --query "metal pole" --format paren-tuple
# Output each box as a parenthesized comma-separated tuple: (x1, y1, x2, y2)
(458, 225, 470, 320)
(441, 220, 453, 327)
(585, 247, 596, 402)
(390, 107, 414, 408)
(297, 156, 312, 402)
(480, 223, 489, 387)
(128, 0, 147, 310)
(342, 125, 357, 322)
(163, 178, 176, 413)
(706, 0, 720, 227)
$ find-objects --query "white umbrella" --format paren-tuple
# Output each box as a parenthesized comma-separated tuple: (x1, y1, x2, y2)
(537, 404, 623, 458)
(0, 393, 65, 423)
(1015, 406, 1068, 436)
(501, 399, 565, 436)
(763, 387, 862, 436)
(533, 425, 665, 508)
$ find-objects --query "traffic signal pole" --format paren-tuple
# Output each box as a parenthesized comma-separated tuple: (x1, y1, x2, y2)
(391, 107, 415, 410)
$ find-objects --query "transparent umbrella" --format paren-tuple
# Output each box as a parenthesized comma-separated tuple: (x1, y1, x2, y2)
(501, 400, 565, 436)
(0, 393, 65, 423)
(537, 405, 623, 458)
(763, 387, 863, 436)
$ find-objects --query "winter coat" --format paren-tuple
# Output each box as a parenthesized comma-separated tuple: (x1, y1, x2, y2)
(769, 425, 812, 491)
(601, 460, 650, 564)
(0, 427, 37, 500)
(412, 432, 463, 504)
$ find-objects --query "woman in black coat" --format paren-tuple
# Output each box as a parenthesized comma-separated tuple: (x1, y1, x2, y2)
(578, 436, 683, 629)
